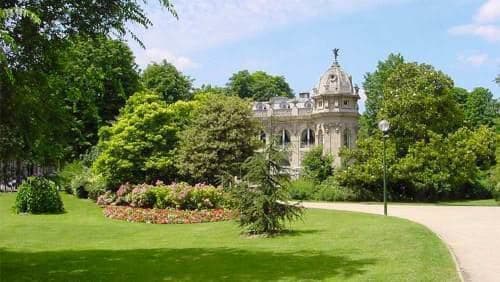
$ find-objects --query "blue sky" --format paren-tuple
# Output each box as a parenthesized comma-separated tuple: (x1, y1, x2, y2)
(128, 0, 500, 111)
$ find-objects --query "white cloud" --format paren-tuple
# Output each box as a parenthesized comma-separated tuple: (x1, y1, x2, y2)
(458, 52, 490, 66)
(449, 24, 500, 42)
(449, 0, 500, 42)
(475, 0, 500, 23)
(130, 0, 407, 67)
(137, 48, 199, 70)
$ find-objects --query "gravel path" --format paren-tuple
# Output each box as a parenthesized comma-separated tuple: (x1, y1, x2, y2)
(302, 202, 500, 282)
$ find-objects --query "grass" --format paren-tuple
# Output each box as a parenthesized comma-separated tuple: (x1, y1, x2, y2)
(0, 193, 459, 281)
(437, 198, 498, 206)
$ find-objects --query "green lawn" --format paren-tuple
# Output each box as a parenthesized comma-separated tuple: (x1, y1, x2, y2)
(0, 193, 459, 281)
(437, 198, 499, 206)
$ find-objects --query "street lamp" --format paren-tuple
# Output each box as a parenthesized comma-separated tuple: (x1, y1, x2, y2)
(378, 119, 390, 216)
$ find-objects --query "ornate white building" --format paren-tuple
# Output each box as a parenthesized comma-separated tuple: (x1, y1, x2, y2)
(253, 52, 360, 176)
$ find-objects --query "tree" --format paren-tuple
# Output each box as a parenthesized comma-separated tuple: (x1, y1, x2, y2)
(379, 62, 463, 156)
(464, 87, 496, 128)
(451, 87, 469, 108)
(93, 91, 197, 188)
(57, 36, 141, 158)
(362, 54, 405, 135)
(301, 146, 333, 183)
(0, 0, 176, 174)
(227, 70, 293, 101)
(176, 95, 260, 184)
(141, 60, 192, 104)
(234, 141, 303, 234)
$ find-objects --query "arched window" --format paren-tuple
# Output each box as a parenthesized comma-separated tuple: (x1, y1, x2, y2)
(260, 131, 266, 143)
(305, 102, 312, 108)
(300, 128, 315, 148)
(343, 128, 352, 148)
(317, 129, 323, 146)
(277, 129, 291, 147)
(256, 103, 264, 110)
(279, 102, 289, 109)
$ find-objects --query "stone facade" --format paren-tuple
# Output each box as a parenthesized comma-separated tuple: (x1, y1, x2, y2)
(253, 56, 360, 177)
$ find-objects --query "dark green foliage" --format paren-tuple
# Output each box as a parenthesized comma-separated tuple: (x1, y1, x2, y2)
(379, 62, 463, 156)
(15, 177, 64, 214)
(69, 168, 107, 200)
(0, 0, 175, 168)
(176, 95, 260, 184)
(57, 161, 85, 194)
(227, 70, 293, 101)
(301, 146, 333, 183)
(288, 179, 316, 200)
(93, 91, 197, 187)
(235, 141, 303, 234)
(141, 60, 193, 104)
(57, 36, 141, 158)
(314, 177, 367, 201)
(464, 87, 496, 128)
(362, 53, 405, 135)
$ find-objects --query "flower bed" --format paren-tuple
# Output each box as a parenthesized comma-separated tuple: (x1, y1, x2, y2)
(103, 206, 237, 224)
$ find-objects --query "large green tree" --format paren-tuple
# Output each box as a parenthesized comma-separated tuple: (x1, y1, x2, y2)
(0, 0, 175, 170)
(361, 54, 405, 135)
(176, 95, 260, 184)
(464, 87, 496, 128)
(227, 70, 293, 101)
(57, 36, 140, 158)
(93, 91, 196, 188)
(141, 60, 193, 104)
(378, 62, 463, 156)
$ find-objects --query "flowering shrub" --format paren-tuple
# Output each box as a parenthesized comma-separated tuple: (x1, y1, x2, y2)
(103, 206, 237, 224)
(130, 184, 155, 208)
(97, 191, 116, 206)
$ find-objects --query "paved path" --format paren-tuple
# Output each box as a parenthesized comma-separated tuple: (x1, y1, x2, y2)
(302, 202, 500, 282)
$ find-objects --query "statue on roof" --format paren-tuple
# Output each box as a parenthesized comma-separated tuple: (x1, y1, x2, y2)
(333, 48, 340, 64)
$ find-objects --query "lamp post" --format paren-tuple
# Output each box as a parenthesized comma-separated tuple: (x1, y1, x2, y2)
(378, 120, 390, 216)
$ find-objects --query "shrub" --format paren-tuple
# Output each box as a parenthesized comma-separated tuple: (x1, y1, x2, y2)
(57, 161, 85, 194)
(151, 186, 174, 209)
(494, 183, 500, 203)
(314, 177, 366, 202)
(130, 184, 156, 208)
(288, 179, 316, 200)
(185, 184, 224, 209)
(301, 146, 333, 183)
(69, 168, 107, 200)
(97, 191, 116, 206)
(15, 177, 64, 214)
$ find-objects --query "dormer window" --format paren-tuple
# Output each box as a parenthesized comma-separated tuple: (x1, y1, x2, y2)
(279, 102, 289, 109)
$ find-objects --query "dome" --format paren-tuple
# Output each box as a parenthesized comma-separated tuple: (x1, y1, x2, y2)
(315, 62, 354, 96)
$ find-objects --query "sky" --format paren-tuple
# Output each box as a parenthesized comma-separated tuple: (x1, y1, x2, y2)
(127, 0, 500, 111)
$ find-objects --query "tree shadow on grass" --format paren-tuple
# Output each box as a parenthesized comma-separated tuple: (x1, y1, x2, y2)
(1, 247, 377, 281)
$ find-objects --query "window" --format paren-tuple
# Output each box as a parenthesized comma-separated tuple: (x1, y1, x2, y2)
(343, 100, 349, 106)
(300, 128, 315, 148)
(305, 102, 312, 108)
(279, 102, 289, 109)
(343, 128, 352, 148)
(318, 100, 323, 108)
(260, 131, 266, 143)
(256, 103, 264, 110)
(277, 129, 291, 147)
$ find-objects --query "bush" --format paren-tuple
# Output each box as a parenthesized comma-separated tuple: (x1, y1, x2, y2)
(494, 183, 500, 203)
(288, 179, 316, 200)
(57, 161, 85, 194)
(314, 177, 368, 202)
(69, 168, 107, 200)
(97, 191, 116, 206)
(130, 184, 156, 208)
(15, 177, 64, 214)
(185, 184, 224, 209)
(151, 186, 174, 209)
